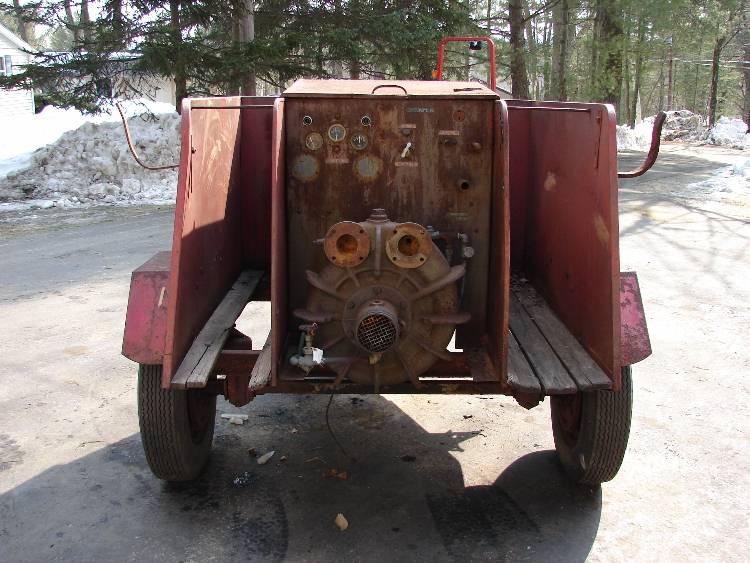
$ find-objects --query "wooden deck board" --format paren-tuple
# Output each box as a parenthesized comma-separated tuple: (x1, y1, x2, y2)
(506, 332, 542, 394)
(172, 270, 262, 389)
(512, 282, 611, 390)
(508, 293, 577, 394)
(249, 335, 273, 391)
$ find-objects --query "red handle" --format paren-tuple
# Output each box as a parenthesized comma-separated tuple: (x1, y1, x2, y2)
(435, 36, 496, 92)
(617, 112, 667, 179)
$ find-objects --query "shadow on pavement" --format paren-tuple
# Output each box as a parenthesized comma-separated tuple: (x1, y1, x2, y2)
(0, 394, 600, 562)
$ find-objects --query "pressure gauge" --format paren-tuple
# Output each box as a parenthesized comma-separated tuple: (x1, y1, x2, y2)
(328, 124, 346, 143)
(305, 132, 324, 151)
(350, 133, 368, 151)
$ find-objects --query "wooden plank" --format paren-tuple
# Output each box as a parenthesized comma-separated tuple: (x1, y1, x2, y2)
(513, 282, 611, 390)
(249, 335, 273, 391)
(172, 270, 262, 389)
(508, 294, 576, 394)
(506, 332, 541, 394)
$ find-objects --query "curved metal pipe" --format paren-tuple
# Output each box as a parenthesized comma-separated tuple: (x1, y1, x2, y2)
(618, 111, 667, 179)
(116, 102, 179, 171)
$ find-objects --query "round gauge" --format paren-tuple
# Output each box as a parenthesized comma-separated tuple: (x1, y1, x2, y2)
(350, 132, 368, 151)
(305, 132, 324, 151)
(328, 124, 347, 143)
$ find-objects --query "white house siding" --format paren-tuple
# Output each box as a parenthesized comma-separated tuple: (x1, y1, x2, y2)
(0, 30, 35, 120)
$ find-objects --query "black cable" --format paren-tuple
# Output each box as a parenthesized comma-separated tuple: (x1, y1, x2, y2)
(325, 393, 355, 462)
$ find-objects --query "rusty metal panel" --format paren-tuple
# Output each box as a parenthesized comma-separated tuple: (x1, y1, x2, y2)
(162, 97, 246, 386)
(506, 100, 620, 383)
(240, 96, 275, 271)
(620, 271, 652, 366)
(507, 107, 531, 270)
(122, 251, 170, 364)
(270, 98, 287, 385)
(283, 79, 497, 99)
(486, 100, 510, 382)
(283, 97, 495, 346)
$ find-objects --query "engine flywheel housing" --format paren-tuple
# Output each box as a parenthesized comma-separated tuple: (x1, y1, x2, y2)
(295, 209, 468, 388)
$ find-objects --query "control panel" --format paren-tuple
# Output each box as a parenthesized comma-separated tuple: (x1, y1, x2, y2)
(284, 95, 496, 343)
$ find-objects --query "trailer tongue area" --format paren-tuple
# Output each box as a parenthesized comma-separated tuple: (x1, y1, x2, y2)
(122, 72, 652, 485)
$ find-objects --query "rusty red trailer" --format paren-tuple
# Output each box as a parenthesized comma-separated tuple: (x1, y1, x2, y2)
(122, 74, 653, 485)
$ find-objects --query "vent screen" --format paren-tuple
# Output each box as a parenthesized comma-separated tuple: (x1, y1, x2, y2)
(356, 314, 398, 353)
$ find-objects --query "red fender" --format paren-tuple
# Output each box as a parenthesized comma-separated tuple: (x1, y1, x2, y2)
(620, 271, 652, 365)
(122, 251, 171, 364)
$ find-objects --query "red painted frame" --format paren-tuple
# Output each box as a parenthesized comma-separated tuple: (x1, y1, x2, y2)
(121, 85, 651, 396)
(435, 36, 497, 91)
(506, 100, 621, 387)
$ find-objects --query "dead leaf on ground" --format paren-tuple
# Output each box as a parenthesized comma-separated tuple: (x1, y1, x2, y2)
(323, 468, 348, 480)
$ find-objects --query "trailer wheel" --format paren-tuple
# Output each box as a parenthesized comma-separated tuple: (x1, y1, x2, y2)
(551, 366, 632, 486)
(137, 364, 216, 482)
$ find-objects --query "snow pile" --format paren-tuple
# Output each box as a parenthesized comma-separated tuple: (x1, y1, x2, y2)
(0, 100, 179, 210)
(708, 117, 750, 150)
(661, 110, 705, 142)
(681, 158, 750, 200)
(617, 121, 653, 151)
(617, 110, 706, 151)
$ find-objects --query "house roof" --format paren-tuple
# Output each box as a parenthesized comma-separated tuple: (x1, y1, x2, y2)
(0, 21, 34, 52)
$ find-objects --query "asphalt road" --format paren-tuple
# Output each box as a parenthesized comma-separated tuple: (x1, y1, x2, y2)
(0, 146, 748, 561)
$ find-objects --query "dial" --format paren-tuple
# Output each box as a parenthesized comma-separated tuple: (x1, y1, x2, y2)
(328, 124, 346, 143)
(350, 132, 368, 151)
(305, 132, 324, 151)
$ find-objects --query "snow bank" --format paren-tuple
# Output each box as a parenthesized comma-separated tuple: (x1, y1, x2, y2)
(617, 121, 653, 151)
(708, 117, 750, 150)
(617, 110, 706, 151)
(681, 157, 750, 200)
(618, 110, 748, 152)
(0, 100, 179, 211)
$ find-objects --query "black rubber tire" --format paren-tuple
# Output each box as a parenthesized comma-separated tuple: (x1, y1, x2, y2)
(137, 364, 216, 482)
(551, 366, 633, 486)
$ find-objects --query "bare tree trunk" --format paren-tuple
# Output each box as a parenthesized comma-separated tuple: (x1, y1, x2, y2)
(64, 1, 82, 44)
(81, 0, 92, 43)
(509, 0, 530, 98)
(691, 35, 703, 113)
(12, 0, 35, 44)
(742, 27, 750, 131)
(666, 38, 674, 110)
(239, 0, 256, 95)
(550, 0, 569, 101)
(629, 17, 644, 127)
(227, 2, 241, 95)
(350, 58, 360, 79)
(110, 0, 125, 49)
(593, 0, 623, 112)
(169, 0, 187, 113)
(522, 0, 538, 98)
(623, 26, 630, 125)
(708, 34, 726, 127)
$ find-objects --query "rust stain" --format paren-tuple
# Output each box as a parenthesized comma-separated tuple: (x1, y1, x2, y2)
(593, 214, 610, 245)
(543, 171, 557, 191)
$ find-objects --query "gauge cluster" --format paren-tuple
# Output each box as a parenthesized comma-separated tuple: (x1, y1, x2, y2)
(301, 115, 372, 154)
